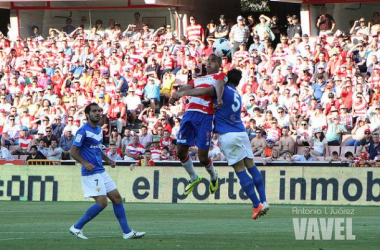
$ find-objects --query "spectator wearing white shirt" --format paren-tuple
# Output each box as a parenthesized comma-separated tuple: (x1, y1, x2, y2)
(123, 88, 142, 127)
(0, 145, 14, 160)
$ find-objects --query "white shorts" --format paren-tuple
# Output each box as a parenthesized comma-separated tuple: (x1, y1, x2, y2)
(81, 172, 117, 199)
(218, 132, 254, 166)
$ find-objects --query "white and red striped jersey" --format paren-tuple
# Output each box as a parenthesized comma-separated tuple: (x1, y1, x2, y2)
(126, 143, 145, 157)
(19, 135, 33, 150)
(186, 72, 227, 115)
(233, 50, 250, 62)
(160, 137, 173, 148)
(150, 146, 162, 160)
(185, 24, 204, 42)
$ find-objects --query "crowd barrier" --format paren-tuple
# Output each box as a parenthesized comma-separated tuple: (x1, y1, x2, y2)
(0, 164, 379, 205)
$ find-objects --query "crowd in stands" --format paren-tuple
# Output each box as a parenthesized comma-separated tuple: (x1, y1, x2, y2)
(0, 9, 379, 166)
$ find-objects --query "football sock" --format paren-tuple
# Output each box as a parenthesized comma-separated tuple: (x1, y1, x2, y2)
(247, 166, 267, 203)
(74, 203, 103, 229)
(180, 154, 197, 182)
(236, 170, 260, 208)
(205, 158, 217, 181)
(113, 203, 131, 234)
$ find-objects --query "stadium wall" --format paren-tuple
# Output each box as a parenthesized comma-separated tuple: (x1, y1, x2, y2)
(0, 165, 379, 205)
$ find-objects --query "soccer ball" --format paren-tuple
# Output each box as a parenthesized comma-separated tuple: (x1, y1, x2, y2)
(212, 38, 232, 58)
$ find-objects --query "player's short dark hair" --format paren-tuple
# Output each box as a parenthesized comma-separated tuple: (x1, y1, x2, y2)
(227, 69, 242, 86)
(85, 102, 99, 114)
(30, 145, 38, 151)
(332, 151, 338, 155)
(145, 150, 151, 154)
(51, 138, 58, 143)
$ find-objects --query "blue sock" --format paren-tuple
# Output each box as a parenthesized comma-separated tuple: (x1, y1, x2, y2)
(236, 170, 260, 208)
(247, 166, 267, 203)
(113, 203, 131, 234)
(74, 203, 103, 229)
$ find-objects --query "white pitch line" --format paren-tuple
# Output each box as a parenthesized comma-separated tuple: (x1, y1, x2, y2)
(0, 238, 25, 241)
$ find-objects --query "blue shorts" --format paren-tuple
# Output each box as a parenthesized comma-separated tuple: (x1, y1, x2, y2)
(177, 111, 213, 150)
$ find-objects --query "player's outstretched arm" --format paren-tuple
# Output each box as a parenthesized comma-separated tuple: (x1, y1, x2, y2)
(172, 87, 215, 100)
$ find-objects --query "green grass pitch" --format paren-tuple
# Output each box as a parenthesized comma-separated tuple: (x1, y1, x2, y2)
(0, 202, 379, 250)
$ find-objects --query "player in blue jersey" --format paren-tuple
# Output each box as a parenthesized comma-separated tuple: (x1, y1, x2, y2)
(69, 103, 145, 239)
(174, 69, 268, 219)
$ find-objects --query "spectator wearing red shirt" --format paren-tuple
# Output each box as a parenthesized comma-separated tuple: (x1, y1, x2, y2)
(160, 129, 173, 152)
(107, 94, 126, 133)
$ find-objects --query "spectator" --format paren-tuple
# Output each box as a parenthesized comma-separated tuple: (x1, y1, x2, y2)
(292, 147, 319, 161)
(109, 127, 122, 148)
(59, 127, 74, 160)
(309, 127, 329, 158)
(215, 15, 229, 39)
(230, 16, 250, 55)
(150, 137, 162, 161)
(250, 128, 266, 156)
(329, 151, 341, 162)
(46, 138, 62, 160)
(130, 150, 155, 169)
(1, 115, 20, 146)
(356, 128, 373, 155)
(37, 140, 49, 158)
(52, 115, 65, 139)
(369, 132, 380, 160)
(287, 15, 302, 40)
(369, 104, 380, 133)
(350, 17, 369, 35)
(42, 126, 58, 147)
(11, 126, 33, 155)
(62, 18, 76, 34)
(186, 16, 205, 43)
(124, 134, 145, 161)
(107, 143, 122, 161)
(346, 117, 369, 146)
(26, 145, 46, 163)
(261, 138, 275, 158)
(316, 6, 335, 36)
(0, 144, 14, 160)
(208, 141, 222, 161)
(326, 116, 347, 146)
(121, 128, 133, 154)
(254, 15, 275, 42)
(139, 125, 153, 149)
(142, 77, 160, 112)
(278, 126, 295, 155)
(107, 94, 126, 133)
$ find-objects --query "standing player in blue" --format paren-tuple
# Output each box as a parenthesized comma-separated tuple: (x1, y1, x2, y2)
(174, 69, 268, 219)
(69, 103, 146, 239)
(172, 54, 225, 196)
